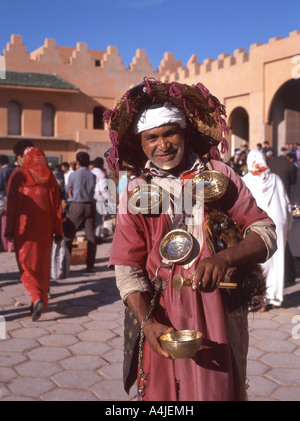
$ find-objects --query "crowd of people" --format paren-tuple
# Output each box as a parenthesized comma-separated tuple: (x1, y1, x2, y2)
(0, 77, 299, 401)
(0, 140, 112, 321)
(226, 140, 299, 184)
(227, 139, 299, 310)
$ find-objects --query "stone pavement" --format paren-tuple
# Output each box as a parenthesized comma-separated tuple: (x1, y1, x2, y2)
(0, 238, 300, 401)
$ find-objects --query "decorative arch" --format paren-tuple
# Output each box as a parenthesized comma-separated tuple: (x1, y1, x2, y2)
(268, 79, 300, 153)
(7, 101, 22, 135)
(42, 103, 55, 136)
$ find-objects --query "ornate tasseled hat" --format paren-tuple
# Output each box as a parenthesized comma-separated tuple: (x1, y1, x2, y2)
(103, 77, 229, 172)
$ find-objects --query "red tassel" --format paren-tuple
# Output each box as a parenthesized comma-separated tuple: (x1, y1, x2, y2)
(169, 82, 182, 99)
(103, 108, 118, 123)
(196, 82, 211, 99)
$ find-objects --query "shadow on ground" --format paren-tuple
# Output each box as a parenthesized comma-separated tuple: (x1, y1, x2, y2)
(0, 241, 120, 323)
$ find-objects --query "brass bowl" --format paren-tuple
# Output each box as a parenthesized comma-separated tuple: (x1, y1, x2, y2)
(190, 170, 228, 203)
(159, 229, 193, 263)
(128, 184, 162, 214)
(160, 330, 203, 359)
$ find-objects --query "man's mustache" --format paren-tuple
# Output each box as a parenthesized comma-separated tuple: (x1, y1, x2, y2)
(154, 147, 178, 157)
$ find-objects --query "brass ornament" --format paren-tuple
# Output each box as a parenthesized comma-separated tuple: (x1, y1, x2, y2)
(172, 273, 191, 290)
(128, 184, 162, 214)
(189, 170, 228, 203)
(172, 272, 237, 290)
(159, 229, 193, 264)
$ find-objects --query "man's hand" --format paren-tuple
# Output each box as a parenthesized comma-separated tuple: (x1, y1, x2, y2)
(192, 231, 267, 292)
(143, 319, 174, 359)
(192, 253, 229, 292)
(126, 291, 174, 358)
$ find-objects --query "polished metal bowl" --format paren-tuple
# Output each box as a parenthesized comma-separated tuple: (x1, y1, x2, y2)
(190, 170, 228, 203)
(159, 229, 193, 264)
(128, 184, 162, 214)
(160, 330, 203, 359)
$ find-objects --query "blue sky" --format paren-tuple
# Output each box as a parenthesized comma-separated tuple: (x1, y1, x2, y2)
(1, 0, 299, 70)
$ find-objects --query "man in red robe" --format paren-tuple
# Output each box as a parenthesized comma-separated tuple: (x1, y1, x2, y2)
(105, 79, 277, 401)
(5, 145, 62, 321)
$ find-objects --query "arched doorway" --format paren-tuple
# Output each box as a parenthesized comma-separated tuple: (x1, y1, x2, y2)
(268, 79, 300, 154)
(228, 107, 249, 156)
(93, 106, 106, 130)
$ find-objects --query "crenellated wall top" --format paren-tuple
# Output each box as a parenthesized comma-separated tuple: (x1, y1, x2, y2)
(3, 30, 300, 87)
(3, 30, 300, 79)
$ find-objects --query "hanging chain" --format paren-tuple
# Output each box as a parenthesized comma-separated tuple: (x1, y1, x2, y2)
(137, 265, 170, 399)
(137, 283, 162, 399)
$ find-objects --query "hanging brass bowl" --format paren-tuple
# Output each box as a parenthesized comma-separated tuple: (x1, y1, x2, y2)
(160, 330, 203, 359)
(128, 184, 162, 214)
(190, 170, 228, 203)
(159, 229, 193, 264)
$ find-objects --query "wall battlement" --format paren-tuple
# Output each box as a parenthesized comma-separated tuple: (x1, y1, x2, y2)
(3, 30, 300, 79)
(1, 30, 300, 161)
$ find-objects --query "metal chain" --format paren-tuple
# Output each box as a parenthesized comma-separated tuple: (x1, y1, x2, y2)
(138, 283, 162, 375)
(137, 264, 171, 399)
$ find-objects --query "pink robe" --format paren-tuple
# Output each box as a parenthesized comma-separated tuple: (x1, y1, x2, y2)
(110, 160, 273, 401)
(6, 149, 62, 309)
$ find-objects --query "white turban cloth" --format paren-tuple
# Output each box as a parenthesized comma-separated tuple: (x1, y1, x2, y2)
(133, 102, 187, 135)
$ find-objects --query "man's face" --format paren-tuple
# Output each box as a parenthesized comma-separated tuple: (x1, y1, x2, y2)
(140, 124, 186, 172)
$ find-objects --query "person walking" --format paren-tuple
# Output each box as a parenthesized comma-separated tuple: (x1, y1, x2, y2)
(243, 149, 292, 309)
(90, 157, 108, 243)
(268, 153, 297, 199)
(0, 154, 14, 252)
(61, 161, 74, 193)
(5, 146, 63, 321)
(64, 152, 97, 273)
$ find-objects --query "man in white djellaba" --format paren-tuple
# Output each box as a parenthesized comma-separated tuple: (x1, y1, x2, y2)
(243, 149, 293, 310)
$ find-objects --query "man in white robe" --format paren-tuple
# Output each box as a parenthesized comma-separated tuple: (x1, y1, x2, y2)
(243, 150, 292, 309)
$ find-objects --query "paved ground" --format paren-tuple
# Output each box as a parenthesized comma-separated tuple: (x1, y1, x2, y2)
(0, 237, 300, 401)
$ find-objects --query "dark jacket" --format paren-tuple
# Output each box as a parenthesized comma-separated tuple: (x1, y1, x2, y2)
(0, 165, 14, 196)
(268, 156, 297, 198)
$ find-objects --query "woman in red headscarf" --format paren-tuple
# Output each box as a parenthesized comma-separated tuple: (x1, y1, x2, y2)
(5, 147, 63, 321)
